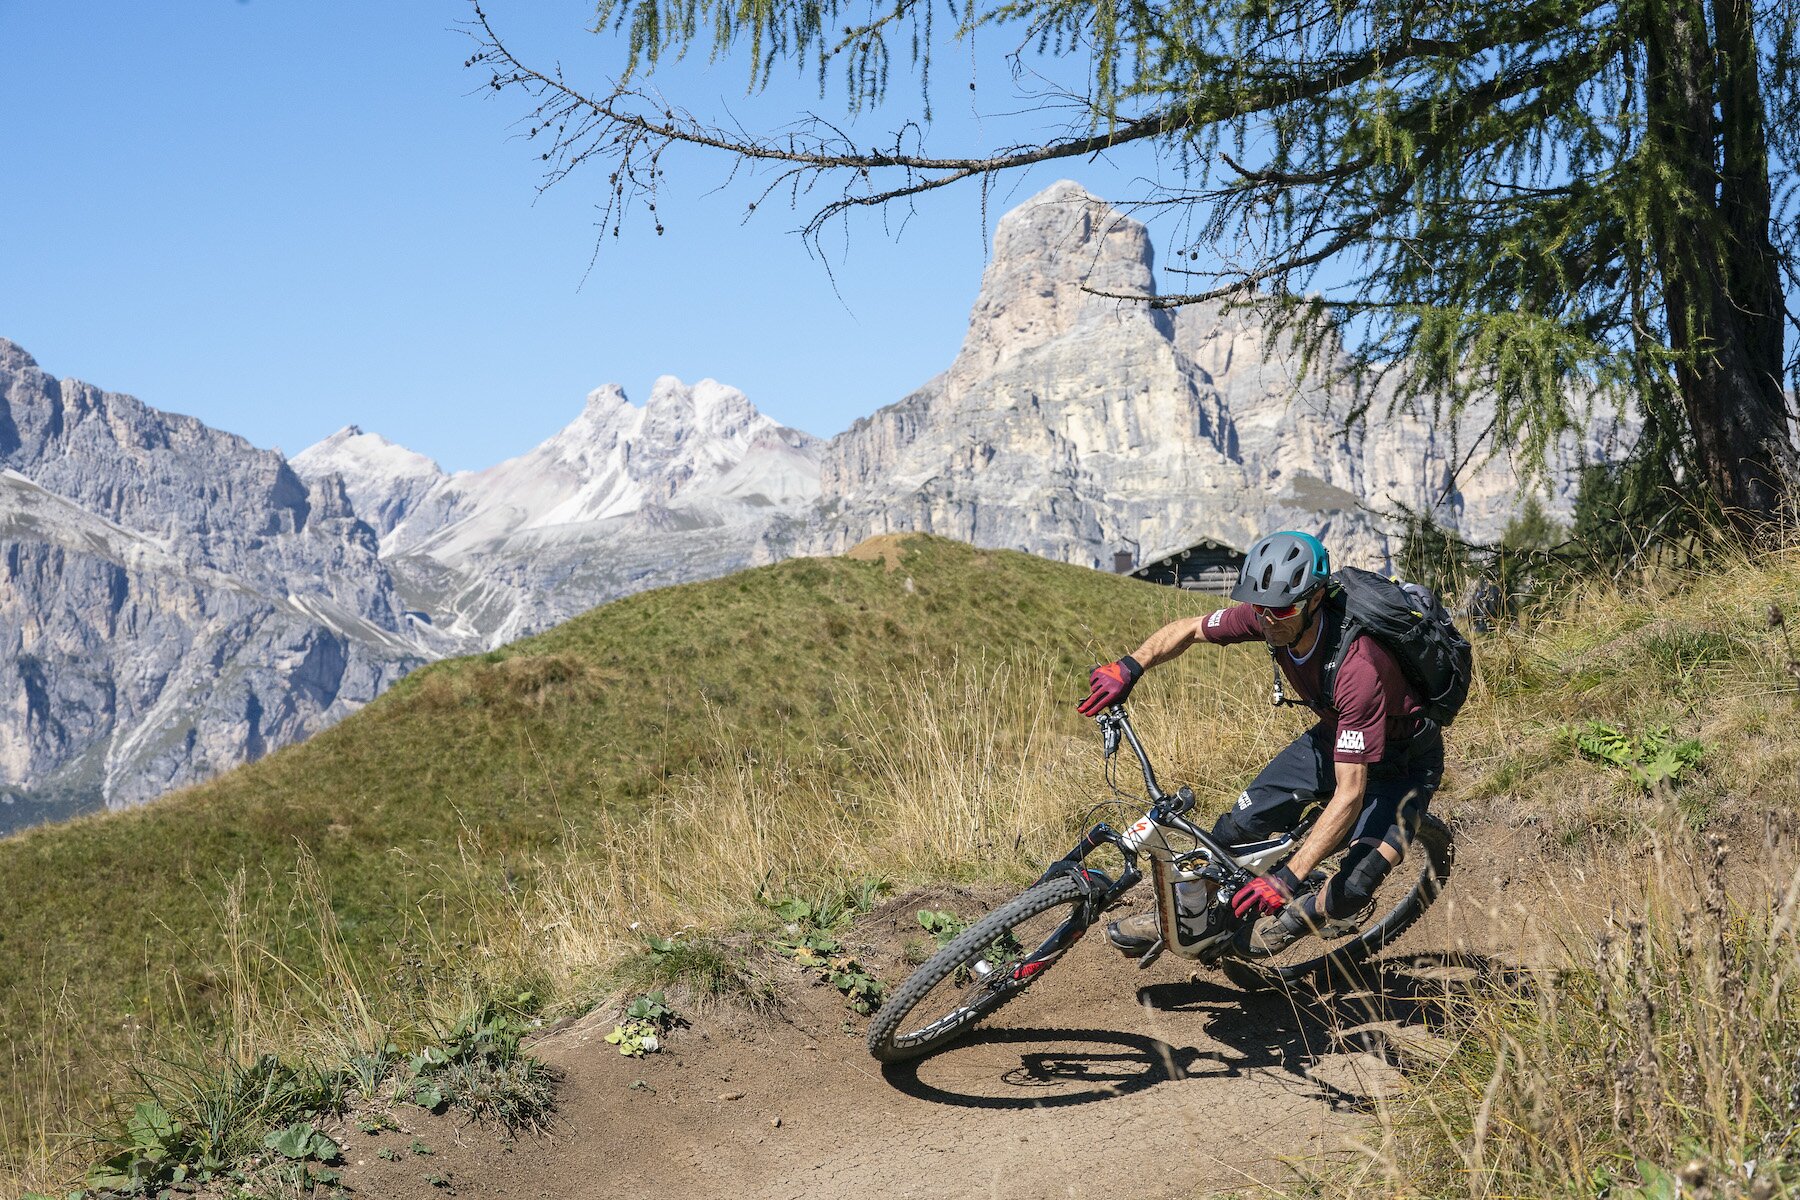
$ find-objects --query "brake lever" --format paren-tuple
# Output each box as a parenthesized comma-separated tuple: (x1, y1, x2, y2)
(1101, 720, 1121, 760)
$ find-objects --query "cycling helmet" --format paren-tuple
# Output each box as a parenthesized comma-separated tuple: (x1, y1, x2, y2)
(1231, 531, 1330, 607)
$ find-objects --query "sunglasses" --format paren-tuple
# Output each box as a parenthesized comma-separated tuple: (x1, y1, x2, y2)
(1252, 591, 1318, 620)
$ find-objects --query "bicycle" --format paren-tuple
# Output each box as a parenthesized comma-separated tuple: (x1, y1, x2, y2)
(866, 703, 1455, 1063)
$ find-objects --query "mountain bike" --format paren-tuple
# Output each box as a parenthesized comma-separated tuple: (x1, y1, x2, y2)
(866, 704, 1455, 1063)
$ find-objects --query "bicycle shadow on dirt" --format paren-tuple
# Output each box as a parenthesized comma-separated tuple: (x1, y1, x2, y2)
(879, 952, 1526, 1113)
(879, 1025, 1204, 1110)
(1134, 949, 1527, 1108)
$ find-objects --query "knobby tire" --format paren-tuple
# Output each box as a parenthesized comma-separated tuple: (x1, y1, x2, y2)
(866, 874, 1088, 1064)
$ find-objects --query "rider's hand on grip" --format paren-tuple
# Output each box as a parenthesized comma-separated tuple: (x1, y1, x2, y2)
(1231, 865, 1299, 918)
(1078, 655, 1143, 717)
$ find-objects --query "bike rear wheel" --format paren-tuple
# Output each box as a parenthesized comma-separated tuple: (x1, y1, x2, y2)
(1222, 812, 1455, 992)
(867, 874, 1089, 1064)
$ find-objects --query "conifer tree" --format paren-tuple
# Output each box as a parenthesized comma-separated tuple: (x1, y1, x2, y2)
(469, 0, 1800, 528)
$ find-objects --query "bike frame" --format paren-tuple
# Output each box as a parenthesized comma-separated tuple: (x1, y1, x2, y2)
(1004, 705, 1307, 979)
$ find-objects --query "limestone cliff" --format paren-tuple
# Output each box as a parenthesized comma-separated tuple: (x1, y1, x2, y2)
(808, 180, 1631, 570)
(0, 341, 423, 830)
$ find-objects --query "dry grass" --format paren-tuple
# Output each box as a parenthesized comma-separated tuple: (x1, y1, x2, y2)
(8, 536, 1800, 1195)
(1350, 821, 1800, 1198)
(459, 655, 1257, 1010)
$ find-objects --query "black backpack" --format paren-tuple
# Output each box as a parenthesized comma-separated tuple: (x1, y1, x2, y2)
(1270, 566, 1474, 726)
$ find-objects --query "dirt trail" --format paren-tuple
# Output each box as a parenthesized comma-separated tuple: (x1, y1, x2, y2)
(330, 825, 1564, 1200)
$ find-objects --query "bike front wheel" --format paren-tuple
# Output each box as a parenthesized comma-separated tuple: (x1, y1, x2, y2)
(867, 874, 1090, 1064)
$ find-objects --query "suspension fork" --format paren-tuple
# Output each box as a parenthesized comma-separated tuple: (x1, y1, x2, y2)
(1006, 822, 1144, 983)
(1033, 821, 1142, 912)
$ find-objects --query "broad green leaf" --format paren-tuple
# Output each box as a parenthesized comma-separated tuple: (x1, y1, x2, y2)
(265, 1122, 316, 1160)
(126, 1100, 179, 1149)
(772, 898, 811, 922)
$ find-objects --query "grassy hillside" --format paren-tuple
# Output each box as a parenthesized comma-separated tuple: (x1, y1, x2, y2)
(8, 531, 1800, 1194)
(0, 536, 1223, 1176)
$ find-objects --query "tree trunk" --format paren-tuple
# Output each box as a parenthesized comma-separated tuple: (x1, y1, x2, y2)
(1646, 0, 1794, 530)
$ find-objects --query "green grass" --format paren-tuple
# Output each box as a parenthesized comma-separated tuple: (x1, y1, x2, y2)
(0, 535, 1203, 1178)
(9, 531, 1800, 1193)
(611, 934, 775, 1009)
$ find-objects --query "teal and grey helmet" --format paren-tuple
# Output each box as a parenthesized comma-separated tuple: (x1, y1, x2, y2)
(1231, 531, 1331, 607)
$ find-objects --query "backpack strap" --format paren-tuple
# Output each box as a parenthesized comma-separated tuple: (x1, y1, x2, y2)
(1319, 614, 1361, 712)
(1266, 592, 1351, 710)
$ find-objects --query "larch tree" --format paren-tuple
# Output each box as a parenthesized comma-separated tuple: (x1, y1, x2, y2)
(467, 0, 1800, 530)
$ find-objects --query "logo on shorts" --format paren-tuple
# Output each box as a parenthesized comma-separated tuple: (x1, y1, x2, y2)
(1336, 729, 1366, 753)
(1235, 790, 1251, 810)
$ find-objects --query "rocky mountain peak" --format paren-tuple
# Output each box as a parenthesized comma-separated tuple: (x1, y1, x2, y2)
(290, 424, 449, 544)
(580, 382, 631, 414)
(956, 180, 1166, 379)
(0, 338, 38, 371)
(643, 376, 766, 447)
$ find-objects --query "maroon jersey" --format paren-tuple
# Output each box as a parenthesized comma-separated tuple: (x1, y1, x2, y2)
(1198, 603, 1427, 764)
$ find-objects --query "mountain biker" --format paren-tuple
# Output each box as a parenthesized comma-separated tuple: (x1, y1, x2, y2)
(1077, 530, 1444, 958)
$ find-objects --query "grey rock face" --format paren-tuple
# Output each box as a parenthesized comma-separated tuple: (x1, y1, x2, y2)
(0, 344, 423, 832)
(807, 180, 1632, 571)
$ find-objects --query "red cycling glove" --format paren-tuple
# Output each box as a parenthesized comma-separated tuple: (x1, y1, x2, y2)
(1077, 656, 1144, 716)
(1232, 865, 1300, 919)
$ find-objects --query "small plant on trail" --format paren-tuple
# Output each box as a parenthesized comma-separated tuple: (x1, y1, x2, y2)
(763, 885, 890, 1016)
(606, 991, 678, 1057)
(86, 1052, 341, 1195)
(618, 930, 775, 1008)
(827, 960, 887, 1015)
(916, 909, 969, 947)
(1569, 721, 1706, 791)
(261, 1120, 343, 1191)
(86, 1101, 199, 1195)
(916, 908, 1023, 984)
(760, 876, 888, 933)
(771, 927, 842, 966)
(342, 1042, 400, 1097)
(400, 995, 555, 1130)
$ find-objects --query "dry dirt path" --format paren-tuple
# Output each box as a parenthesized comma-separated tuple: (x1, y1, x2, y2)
(329, 826, 1560, 1200)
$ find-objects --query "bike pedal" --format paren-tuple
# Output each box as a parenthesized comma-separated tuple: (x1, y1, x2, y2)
(1136, 938, 1166, 969)
(1312, 903, 1374, 940)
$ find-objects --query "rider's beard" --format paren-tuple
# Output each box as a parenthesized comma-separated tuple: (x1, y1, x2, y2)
(1264, 615, 1304, 647)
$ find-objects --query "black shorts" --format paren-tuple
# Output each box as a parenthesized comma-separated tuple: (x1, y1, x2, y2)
(1210, 722, 1443, 853)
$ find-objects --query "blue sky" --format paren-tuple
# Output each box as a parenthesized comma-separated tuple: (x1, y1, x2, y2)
(2, 0, 1168, 471)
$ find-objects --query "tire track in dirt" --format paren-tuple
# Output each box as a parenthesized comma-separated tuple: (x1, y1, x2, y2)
(330, 826, 1556, 1200)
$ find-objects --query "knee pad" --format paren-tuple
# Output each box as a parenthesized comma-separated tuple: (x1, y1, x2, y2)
(1322, 841, 1396, 918)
